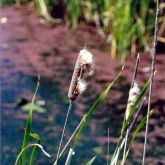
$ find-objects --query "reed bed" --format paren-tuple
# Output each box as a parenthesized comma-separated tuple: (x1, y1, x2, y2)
(2, 0, 164, 59)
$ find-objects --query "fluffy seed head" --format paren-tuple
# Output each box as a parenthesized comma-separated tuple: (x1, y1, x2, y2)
(80, 49, 93, 64)
(126, 81, 140, 120)
(68, 47, 94, 102)
(77, 79, 87, 93)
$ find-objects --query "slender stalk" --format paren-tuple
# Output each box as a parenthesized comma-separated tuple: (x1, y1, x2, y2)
(128, 97, 146, 132)
(54, 115, 86, 163)
(29, 140, 41, 165)
(65, 148, 74, 165)
(142, 1, 159, 164)
(114, 139, 126, 165)
(118, 54, 140, 165)
(15, 144, 50, 165)
(114, 97, 145, 165)
(54, 101, 72, 165)
(122, 130, 128, 165)
(131, 53, 140, 88)
(107, 128, 110, 165)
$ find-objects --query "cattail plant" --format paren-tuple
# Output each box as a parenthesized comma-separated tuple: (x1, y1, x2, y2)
(125, 81, 140, 120)
(142, 0, 159, 164)
(54, 46, 94, 165)
(112, 54, 141, 165)
(121, 81, 140, 165)
(68, 47, 94, 101)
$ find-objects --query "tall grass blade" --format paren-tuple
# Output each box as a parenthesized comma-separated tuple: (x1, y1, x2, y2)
(15, 143, 51, 165)
(123, 110, 154, 162)
(21, 75, 40, 165)
(73, 68, 123, 148)
(29, 132, 42, 165)
(29, 139, 41, 165)
(142, 0, 159, 164)
(121, 79, 151, 135)
(110, 79, 151, 165)
(86, 156, 97, 165)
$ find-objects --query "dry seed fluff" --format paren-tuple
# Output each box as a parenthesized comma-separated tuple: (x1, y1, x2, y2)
(68, 48, 94, 101)
(125, 81, 140, 120)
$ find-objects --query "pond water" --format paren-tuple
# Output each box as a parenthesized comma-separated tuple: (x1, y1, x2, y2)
(2, 55, 164, 165)
(1, 58, 111, 164)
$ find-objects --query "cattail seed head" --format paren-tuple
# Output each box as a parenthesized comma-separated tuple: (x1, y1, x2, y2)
(77, 79, 87, 94)
(126, 81, 140, 120)
(68, 47, 94, 101)
(80, 49, 93, 64)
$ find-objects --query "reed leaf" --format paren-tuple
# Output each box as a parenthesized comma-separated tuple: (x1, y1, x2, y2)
(86, 156, 97, 165)
(110, 79, 151, 165)
(121, 79, 151, 135)
(15, 143, 51, 165)
(21, 76, 40, 165)
(29, 132, 42, 165)
(122, 110, 154, 162)
(73, 68, 123, 148)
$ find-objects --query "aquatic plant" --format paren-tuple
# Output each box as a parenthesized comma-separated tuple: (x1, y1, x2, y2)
(54, 47, 94, 165)
(14, 54, 153, 165)
(14, 1, 159, 164)
(2, 0, 164, 59)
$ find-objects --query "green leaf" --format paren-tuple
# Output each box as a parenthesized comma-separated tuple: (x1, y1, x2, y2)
(86, 156, 97, 165)
(121, 79, 151, 135)
(29, 139, 41, 165)
(73, 68, 123, 148)
(110, 79, 151, 165)
(130, 110, 154, 146)
(30, 132, 42, 141)
(123, 110, 154, 161)
(15, 143, 51, 165)
(22, 103, 47, 113)
(29, 132, 42, 165)
(21, 76, 40, 165)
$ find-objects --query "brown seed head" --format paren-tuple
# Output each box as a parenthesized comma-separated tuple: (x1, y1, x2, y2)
(68, 48, 94, 101)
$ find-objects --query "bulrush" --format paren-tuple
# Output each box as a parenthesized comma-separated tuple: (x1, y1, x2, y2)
(68, 47, 94, 101)
(125, 81, 140, 120)
(54, 47, 94, 165)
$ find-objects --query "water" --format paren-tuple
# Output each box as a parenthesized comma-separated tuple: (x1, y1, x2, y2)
(1, 57, 108, 165)
(1, 55, 165, 165)
(1, 46, 165, 165)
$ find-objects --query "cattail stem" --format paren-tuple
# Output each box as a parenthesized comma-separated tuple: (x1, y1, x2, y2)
(120, 54, 141, 164)
(107, 128, 110, 165)
(54, 115, 86, 163)
(131, 53, 140, 88)
(54, 101, 72, 165)
(65, 148, 74, 165)
(122, 129, 128, 165)
(114, 97, 145, 165)
(142, 0, 159, 164)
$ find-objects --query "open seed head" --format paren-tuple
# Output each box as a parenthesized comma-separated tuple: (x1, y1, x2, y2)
(80, 48, 93, 65)
(77, 79, 87, 94)
(68, 47, 94, 102)
(126, 81, 140, 120)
